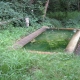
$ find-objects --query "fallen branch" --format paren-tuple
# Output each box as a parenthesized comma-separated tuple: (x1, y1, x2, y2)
(48, 27, 80, 31)
(0, 20, 11, 25)
(27, 50, 53, 54)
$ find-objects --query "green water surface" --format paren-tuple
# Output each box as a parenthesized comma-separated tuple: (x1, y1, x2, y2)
(25, 30, 74, 52)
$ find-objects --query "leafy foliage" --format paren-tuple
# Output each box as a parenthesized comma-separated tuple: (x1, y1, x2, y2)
(0, 1, 20, 20)
(0, 0, 80, 28)
(0, 0, 45, 27)
(0, 0, 80, 80)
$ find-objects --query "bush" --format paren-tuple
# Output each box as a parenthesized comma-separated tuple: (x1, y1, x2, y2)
(0, 1, 20, 20)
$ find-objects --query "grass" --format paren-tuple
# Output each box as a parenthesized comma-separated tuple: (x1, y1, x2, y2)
(47, 11, 80, 20)
(47, 11, 80, 28)
(0, 25, 80, 80)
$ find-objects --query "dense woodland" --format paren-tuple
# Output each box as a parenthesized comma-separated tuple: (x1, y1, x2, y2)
(0, 0, 80, 28)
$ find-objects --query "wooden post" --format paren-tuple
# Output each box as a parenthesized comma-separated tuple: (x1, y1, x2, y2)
(13, 26, 49, 49)
(65, 30, 80, 53)
(25, 18, 29, 27)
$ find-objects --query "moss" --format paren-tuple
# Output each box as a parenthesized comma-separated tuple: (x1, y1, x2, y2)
(35, 39, 69, 49)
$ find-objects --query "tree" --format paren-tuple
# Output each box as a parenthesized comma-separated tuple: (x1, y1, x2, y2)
(43, 0, 49, 20)
(78, 0, 80, 11)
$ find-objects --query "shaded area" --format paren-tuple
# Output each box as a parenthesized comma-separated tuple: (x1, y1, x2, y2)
(74, 41, 80, 55)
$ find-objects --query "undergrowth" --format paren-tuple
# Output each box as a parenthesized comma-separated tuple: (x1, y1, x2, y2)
(47, 11, 80, 20)
(47, 11, 80, 28)
(0, 26, 80, 80)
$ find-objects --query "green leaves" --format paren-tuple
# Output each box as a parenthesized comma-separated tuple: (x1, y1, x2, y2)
(0, 1, 20, 20)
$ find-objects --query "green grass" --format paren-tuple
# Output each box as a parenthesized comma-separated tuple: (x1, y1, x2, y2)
(0, 26, 80, 80)
(47, 11, 80, 20)
(47, 11, 80, 28)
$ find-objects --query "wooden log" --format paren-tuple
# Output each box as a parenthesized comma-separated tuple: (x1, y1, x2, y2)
(13, 26, 49, 49)
(0, 20, 11, 25)
(65, 30, 80, 53)
(74, 41, 80, 55)
(48, 27, 80, 31)
(0, 18, 23, 26)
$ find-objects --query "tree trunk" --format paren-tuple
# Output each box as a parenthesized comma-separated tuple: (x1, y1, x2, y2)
(67, 2, 71, 11)
(78, 0, 80, 11)
(13, 26, 49, 49)
(65, 30, 80, 53)
(43, 0, 49, 21)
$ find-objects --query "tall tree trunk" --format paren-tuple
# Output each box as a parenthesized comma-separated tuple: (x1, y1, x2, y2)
(43, 0, 49, 21)
(67, 2, 71, 11)
(78, 0, 80, 11)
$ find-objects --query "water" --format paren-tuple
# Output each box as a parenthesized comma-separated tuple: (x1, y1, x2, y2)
(25, 30, 74, 52)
